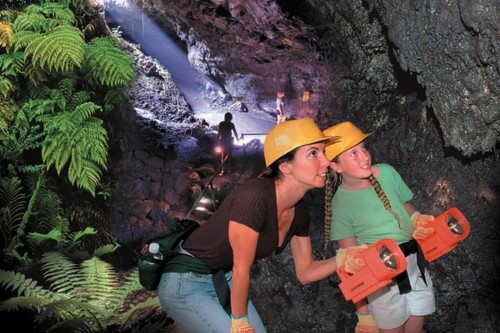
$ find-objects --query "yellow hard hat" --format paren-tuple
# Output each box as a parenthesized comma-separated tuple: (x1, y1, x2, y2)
(323, 121, 373, 160)
(264, 118, 336, 167)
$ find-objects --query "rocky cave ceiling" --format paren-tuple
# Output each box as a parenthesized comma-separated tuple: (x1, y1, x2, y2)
(133, 0, 499, 157)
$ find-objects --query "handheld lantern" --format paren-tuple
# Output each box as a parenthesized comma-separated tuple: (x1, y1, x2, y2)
(416, 207, 471, 262)
(337, 238, 408, 303)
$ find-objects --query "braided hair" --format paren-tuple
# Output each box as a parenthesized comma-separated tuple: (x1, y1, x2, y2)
(323, 169, 340, 257)
(368, 174, 402, 229)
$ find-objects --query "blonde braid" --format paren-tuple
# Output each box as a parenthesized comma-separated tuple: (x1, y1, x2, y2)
(368, 174, 402, 229)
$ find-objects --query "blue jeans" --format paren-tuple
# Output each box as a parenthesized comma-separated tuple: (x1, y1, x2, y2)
(158, 271, 267, 333)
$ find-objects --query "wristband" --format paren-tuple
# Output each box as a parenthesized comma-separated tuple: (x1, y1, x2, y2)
(231, 314, 248, 320)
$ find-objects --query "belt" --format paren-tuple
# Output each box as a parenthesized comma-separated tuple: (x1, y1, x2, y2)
(395, 240, 427, 294)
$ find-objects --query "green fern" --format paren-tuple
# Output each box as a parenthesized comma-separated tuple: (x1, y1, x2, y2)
(103, 88, 127, 113)
(0, 51, 25, 78)
(84, 36, 135, 87)
(41, 252, 86, 295)
(0, 97, 17, 138)
(0, 77, 16, 99)
(23, 60, 49, 87)
(0, 267, 102, 328)
(25, 25, 85, 73)
(0, 116, 8, 139)
(35, 2, 76, 27)
(40, 101, 107, 196)
(12, 12, 46, 33)
(0, 177, 25, 247)
(0, 253, 154, 332)
(0, 269, 58, 300)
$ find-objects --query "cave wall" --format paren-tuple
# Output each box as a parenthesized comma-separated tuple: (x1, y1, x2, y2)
(104, 0, 499, 332)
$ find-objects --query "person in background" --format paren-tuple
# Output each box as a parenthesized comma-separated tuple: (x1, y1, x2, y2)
(218, 112, 239, 176)
(276, 91, 286, 124)
(157, 118, 367, 333)
(323, 121, 436, 333)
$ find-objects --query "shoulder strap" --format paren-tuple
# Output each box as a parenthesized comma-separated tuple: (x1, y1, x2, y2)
(146, 218, 199, 252)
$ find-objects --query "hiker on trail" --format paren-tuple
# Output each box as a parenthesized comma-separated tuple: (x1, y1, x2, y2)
(218, 112, 239, 176)
(157, 118, 367, 333)
(276, 91, 286, 124)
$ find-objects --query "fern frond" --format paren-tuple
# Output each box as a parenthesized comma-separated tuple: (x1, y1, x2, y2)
(27, 229, 64, 247)
(40, 252, 85, 295)
(25, 25, 85, 73)
(0, 77, 16, 98)
(20, 98, 56, 124)
(0, 269, 55, 298)
(92, 243, 119, 258)
(0, 22, 14, 50)
(80, 256, 120, 308)
(0, 51, 25, 77)
(29, 185, 66, 233)
(41, 298, 103, 321)
(0, 96, 16, 122)
(57, 77, 76, 102)
(67, 91, 92, 111)
(0, 295, 53, 312)
(84, 37, 135, 87)
(24, 61, 49, 87)
(70, 227, 97, 244)
(13, 12, 46, 33)
(0, 116, 7, 139)
(38, 2, 76, 27)
(0, 177, 25, 245)
(11, 30, 41, 51)
(41, 102, 107, 196)
(103, 88, 126, 113)
(0, 10, 16, 23)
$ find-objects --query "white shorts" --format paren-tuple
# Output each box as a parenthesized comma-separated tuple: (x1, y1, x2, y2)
(367, 253, 436, 329)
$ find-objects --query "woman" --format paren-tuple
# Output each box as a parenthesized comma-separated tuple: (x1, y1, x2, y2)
(323, 121, 436, 333)
(158, 118, 365, 333)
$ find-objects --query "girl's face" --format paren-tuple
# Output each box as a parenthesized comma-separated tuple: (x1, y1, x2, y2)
(330, 142, 372, 180)
(281, 142, 330, 189)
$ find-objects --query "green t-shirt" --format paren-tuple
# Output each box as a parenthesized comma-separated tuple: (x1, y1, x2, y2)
(330, 163, 414, 245)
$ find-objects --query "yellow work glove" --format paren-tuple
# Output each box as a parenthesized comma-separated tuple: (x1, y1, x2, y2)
(335, 245, 368, 274)
(410, 211, 436, 240)
(230, 315, 255, 333)
(355, 312, 379, 333)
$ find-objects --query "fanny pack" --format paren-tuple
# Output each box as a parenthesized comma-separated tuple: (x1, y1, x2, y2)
(138, 218, 210, 290)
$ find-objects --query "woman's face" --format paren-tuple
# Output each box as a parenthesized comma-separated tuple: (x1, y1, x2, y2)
(331, 141, 371, 180)
(281, 142, 330, 189)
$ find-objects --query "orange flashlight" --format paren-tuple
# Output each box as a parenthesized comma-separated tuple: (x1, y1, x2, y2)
(337, 238, 408, 303)
(416, 207, 471, 262)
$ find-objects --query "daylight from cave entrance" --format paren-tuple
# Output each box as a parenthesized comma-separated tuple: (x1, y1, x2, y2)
(101, 0, 274, 146)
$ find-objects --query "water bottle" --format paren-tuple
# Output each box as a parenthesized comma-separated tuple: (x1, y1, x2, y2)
(138, 242, 164, 290)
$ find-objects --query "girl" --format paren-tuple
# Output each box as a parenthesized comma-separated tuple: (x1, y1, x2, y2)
(323, 121, 436, 333)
